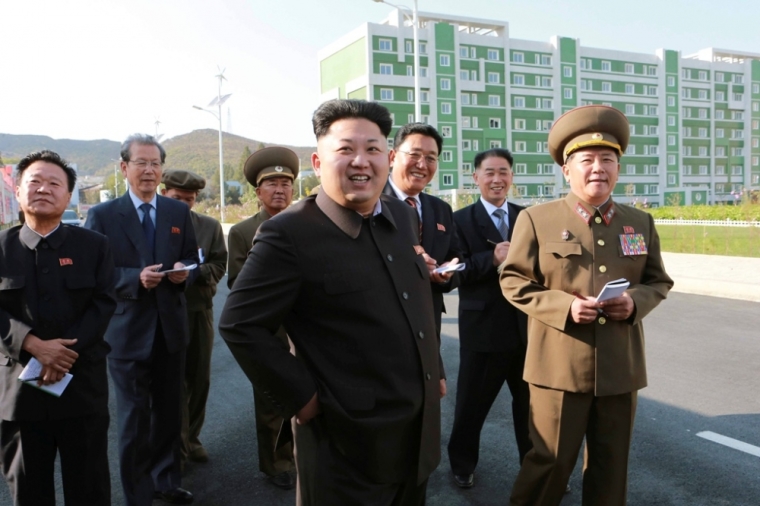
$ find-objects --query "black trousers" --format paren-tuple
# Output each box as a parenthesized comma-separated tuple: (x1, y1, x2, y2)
(109, 328, 185, 506)
(295, 417, 427, 506)
(0, 413, 110, 506)
(448, 347, 531, 476)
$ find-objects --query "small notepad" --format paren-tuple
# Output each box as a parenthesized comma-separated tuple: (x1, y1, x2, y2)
(18, 358, 73, 397)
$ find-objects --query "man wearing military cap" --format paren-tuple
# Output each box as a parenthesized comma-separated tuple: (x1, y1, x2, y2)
(500, 105, 673, 505)
(160, 170, 227, 466)
(225, 146, 297, 489)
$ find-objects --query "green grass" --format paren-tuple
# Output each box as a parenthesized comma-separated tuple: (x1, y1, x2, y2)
(656, 225, 760, 258)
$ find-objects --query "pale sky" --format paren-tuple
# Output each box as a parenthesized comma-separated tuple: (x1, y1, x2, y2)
(2, 0, 759, 147)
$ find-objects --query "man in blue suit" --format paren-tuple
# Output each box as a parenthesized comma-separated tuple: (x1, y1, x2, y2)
(85, 134, 198, 506)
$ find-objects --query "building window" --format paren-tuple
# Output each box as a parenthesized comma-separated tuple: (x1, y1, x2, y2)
(683, 127, 692, 137)
(625, 84, 634, 94)
(461, 116, 471, 128)
(462, 140, 471, 150)
(514, 118, 525, 130)
(682, 69, 690, 79)
(379, 64, 393, 75)
(542, 163, 554, 174)
(488, 72, 500, 84)
(753, 102, 760, 112)
(668, 115, 676, 126)
(648, 125, 659, 135)
(460, 47, 469, 58)
(489, 95, 501, 106)
(440, 78, 451, 90)
(541, 55, 552, 66)
(602, 61, 611, 72)
(407, 65, 413, 76)
(379, 39, 392, 51)
(682, 146, 691, 156)
(536, 141, 544, 153)
(732, 147, 743, 156)
(698, 146, 707, 156)
(648, 106, 658, 116)
(716, 146, 725, 157)
(463, 162, 472, 172)
(407, 90, 414, 102)
(422, 115, 430, 124)
(461, 93, 470, 105)
(753, 138, 759, 148)
(754, 120, 760, 130)
(405, 40, 413, 53)
(602, 82, 611, 92)
(648, 66, 658, 76)
(389, 113, 395, 126)
(716, 165, 726, 175)
(489, 118, 501, 129)
(698, 127, 707, 138)
(668, 174, 676, 185)
(733, 129, 744, 139)
(716, 128, 724, 138)
(420, 91, 429, 102)
(699, 165, 708, 175)
(625, 63, 634, 74)
(514, 141, 527, 152)
(716, 91, 726, 101)
(380, 88, 393, 101)
(460, 70, 470, 81)
(648, 86, 658, 96)
(683, 165, 692, 175)
(514, 163, 527, 174)
(630, 124, 636, 136)
(564, 88, 573, 99)
(563, 66, 572, 78)
(648, 146, 659, 155)
(733, 93, 744, 102)
(648, 165, 659, 175)
(441, 126, 452, 138)
(667, 76, 675, 87)
(580, 79, 589, 91)
(753, 84, 760, 94)
(732, 165, 742, 175)
(441, 102, 452, 114)
(540, 76, 552, 88)
(668, 155, 676, 165)
(408, 114, 414, 123)
(472, 138, 479, 149)
(490, 140, 502, 148)
(668, 135, 676, 145)
(442, 174, 453, 186)
(487, 49, 499, 61)
(682, 88, 690, 99)
(625, 104, 635, 115)
(698, 70, 707, 81)
(732, 111, 744, 120)
(440, 54, 451, 66)
(387, 138, 395, 149)
(626, 145, 636, 155)
(514, 96, 525, 108)
(667, 96, 675, 107)
(715, 109, 724, 119)
(733, 74, 744, 84)
(542, 98, 554, 109)
(626, 164, 636, 175)
(470, 47, 476, 58)
(648, 185, 659, 194)
(420, 67, 428, 77)
(715, 72, 724, 82)
(441, 151, 453, 162)
(512, 52, 524, 63)
(513, 74, 525, 86)
(698, 90, 707, 100)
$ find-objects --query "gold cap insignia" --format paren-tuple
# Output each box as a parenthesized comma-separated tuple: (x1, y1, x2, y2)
(275, 166, 284, 172)
(591, 133, 603, 140)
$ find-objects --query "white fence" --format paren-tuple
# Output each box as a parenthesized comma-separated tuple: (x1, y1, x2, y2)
(653, 219, 759, 228)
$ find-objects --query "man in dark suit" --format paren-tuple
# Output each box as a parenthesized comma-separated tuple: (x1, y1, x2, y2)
(219, 99, 442, 505)
(384, 123, 463, 396)
(85, 134, 198, 506)
(226, 147, 298, 489)
(447, 148, 531, 489)
(0, 150, 116, 505)
(160, 170, 227, 467)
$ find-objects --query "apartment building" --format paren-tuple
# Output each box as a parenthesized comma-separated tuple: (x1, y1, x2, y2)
(318, 9, 760, 206)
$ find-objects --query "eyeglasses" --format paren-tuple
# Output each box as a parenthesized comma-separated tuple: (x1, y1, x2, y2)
(128, 160, 163, 169)
(398, 150, 438, 166)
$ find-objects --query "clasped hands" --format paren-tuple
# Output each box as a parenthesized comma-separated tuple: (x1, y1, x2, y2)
(140, 262, 189, 289)
(569, 292, 634, 324)
(21, 334, 78, 386)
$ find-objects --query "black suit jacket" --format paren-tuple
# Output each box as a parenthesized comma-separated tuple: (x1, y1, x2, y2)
(84, 193, 198, 361)
(454, 200, 527, 352)
(219, 192, 441, 485)
(0, 224, 116, 421)
(382, 182, 462, 335)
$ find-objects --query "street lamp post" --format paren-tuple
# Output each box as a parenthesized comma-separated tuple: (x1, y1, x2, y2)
(373, 0, 421, 122)
(193, 70, 232, 222)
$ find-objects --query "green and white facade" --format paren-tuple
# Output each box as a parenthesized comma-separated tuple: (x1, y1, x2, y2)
(318, 10, 760, 205)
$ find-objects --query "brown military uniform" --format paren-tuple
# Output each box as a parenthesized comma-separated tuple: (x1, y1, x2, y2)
(500, 105, 674, 506)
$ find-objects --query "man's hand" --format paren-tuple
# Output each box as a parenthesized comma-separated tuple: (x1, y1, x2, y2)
(426, 255, 459, 284)
(439, 379, 447, 399)
(38, 365, 65, 386)
(22, 334, 78, 374)
(167, 262, 190, 284)
(599, 292, 634, 321)
(569, 297, 602, 324)
(140, 264, 164, 289)
(296, 392, 320, 425)
(492, 241, 510, 266)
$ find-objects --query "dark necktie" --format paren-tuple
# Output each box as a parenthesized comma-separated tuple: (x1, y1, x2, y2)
(493, 208, 509, 241)
(140, 203, 155, 256)
(405, 197, 422, 242)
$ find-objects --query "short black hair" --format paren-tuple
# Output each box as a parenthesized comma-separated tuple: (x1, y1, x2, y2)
(121, 133, 166, 164)
(393, 123, 443, 154)
(474, 148, 514, 170)
(15, 150, 77, 192)
(312, 99, 392, 139)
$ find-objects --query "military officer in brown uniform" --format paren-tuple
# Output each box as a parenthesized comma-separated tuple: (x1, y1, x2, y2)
(225, 147, 297, 489)
(160, 170, 227, 465)
(500, 105, 674, 506)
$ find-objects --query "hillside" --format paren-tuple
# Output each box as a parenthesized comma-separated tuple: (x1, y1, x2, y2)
(0, 131, 316, 181)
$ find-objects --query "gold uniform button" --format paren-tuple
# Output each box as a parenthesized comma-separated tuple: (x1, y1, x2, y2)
(599, 265, 607, 273)
(595, 217, 602, 224)
(597, 239, 605, 246)
(598, 317, 607, 325)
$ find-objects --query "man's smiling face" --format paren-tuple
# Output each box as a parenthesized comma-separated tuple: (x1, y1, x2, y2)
(562, 147, 620, 206)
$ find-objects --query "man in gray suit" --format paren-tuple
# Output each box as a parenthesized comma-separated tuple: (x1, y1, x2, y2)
(85, 134, 198, 506)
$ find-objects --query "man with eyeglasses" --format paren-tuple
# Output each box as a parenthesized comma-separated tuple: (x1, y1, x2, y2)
(226, 146, 297, 490)
(384, 123, 463, 398)
(85, 133, 199, 505)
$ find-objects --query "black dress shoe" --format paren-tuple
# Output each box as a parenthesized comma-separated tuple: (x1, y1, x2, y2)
(154, 487, 194, 504)
(453, 473, 474, 488)
(268, 472, 295, 490)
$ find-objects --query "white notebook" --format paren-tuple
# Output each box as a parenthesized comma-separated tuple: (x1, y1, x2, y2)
(18, 358, 73, 397)
(596, 278, 630, 302)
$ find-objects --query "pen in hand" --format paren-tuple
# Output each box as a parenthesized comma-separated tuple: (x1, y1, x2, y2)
(22, 376, 44, 383)
(571, 291, 610, 318)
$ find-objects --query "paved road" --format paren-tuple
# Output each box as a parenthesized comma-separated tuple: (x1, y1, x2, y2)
(2, 284, 758, 505)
